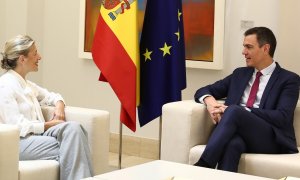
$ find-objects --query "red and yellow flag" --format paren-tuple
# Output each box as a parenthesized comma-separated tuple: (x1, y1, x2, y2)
(92, 0, 139, 131)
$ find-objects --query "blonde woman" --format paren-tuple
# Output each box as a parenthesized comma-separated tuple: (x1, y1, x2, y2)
(0, 35, 93, 180)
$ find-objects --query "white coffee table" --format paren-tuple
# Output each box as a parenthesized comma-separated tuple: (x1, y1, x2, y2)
(84, 160, 275, 180)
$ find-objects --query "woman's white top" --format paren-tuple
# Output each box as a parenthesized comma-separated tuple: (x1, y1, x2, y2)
(0, 70, 64, 137)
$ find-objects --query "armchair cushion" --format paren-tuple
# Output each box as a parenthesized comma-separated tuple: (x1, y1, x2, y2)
(19, 160, 59, 180)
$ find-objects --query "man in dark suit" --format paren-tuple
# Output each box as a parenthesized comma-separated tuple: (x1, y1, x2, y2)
(194, 27, 300, 172)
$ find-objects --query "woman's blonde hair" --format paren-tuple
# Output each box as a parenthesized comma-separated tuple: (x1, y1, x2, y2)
(1, 35, 35, 70)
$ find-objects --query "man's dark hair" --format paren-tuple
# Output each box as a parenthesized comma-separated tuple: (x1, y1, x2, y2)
(244, 27, 277, 57)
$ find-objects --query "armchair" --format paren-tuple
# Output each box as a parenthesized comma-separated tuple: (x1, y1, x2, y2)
(0, 106, 110, 180)
(161, 100, 300, 179)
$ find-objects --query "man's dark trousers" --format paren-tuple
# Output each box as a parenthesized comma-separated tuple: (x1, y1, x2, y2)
(201, 105, 281, 172)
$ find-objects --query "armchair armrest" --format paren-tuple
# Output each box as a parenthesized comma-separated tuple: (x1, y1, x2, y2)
(161, 100, 214, 164)
(41, 106, 110, 174)
(0, 124, 19, 180)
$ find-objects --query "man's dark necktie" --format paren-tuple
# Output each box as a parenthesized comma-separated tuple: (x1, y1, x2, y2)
(246, 71, 262, 108)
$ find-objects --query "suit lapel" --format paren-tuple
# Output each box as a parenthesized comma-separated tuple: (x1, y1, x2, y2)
(260, 63, 281, 108)
(242, 68, 254, 89)
(234, 69, 253, 105)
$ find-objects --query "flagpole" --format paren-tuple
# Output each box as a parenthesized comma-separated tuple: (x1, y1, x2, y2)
(159, 116, 162, 159)
(118, 122, 123, 169)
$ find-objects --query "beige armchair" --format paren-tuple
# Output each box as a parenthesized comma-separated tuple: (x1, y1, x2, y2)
(161, 100, 300, 179)
(0, 106, 110, 180)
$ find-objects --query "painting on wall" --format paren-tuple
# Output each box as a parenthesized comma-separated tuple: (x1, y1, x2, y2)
(79, 0, 225, 69)
(183, 0, 225, 69)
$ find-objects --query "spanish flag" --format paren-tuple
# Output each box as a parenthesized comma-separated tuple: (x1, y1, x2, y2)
(92, 0, 139, 132)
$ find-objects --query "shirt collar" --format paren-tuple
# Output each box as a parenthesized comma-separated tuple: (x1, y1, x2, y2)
(255, 60, 276, 76)
(7, 70, 27, 88)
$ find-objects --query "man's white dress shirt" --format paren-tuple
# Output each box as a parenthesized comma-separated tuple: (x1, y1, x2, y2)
(0, 70, 64, 137)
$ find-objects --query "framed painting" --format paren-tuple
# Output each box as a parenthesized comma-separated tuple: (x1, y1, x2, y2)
(79, 0, 225, 70)
(183, 0, 225, 69)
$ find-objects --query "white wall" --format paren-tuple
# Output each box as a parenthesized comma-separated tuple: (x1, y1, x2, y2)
(277, 0, 300, 74)
(0, 0, 27, 74)
(3, 0, 27, 38)
(0, 0, 6, 48)
(1, 0, 299, 140)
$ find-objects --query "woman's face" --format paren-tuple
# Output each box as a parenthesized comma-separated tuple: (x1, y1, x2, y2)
(23, 44, 42, 72)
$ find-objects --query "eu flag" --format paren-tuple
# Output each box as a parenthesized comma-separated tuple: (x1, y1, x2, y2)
(138, 0, 186, 126)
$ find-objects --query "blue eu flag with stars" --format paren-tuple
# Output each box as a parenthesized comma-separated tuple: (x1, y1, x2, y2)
(138, 0, 186, 126)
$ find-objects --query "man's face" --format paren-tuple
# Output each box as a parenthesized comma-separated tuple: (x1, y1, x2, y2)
(242, 34, 269, 69)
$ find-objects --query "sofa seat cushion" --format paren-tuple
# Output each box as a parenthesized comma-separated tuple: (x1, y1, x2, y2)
(189, 145, 300, 179)
(239, 148, 300, 178)
(19, 160, 59, 180)
(189, 145, 205, 165)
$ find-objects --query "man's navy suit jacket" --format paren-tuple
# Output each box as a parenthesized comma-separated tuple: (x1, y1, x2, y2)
(195, 63, 300, 153)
